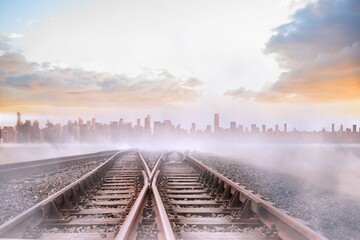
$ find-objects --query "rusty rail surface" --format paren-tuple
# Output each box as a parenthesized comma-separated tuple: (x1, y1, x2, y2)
(116, 152, 170, 239)
(185, 153, 328, 240)
(138, 151, 151, 179)
(151, 170, 176, 240)
(149, 153, 165, 181)
(0, 151, 121, 238)
(115, 170, 149, 240)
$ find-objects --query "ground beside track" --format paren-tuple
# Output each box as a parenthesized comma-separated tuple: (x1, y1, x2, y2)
(192, 152, 360, 240)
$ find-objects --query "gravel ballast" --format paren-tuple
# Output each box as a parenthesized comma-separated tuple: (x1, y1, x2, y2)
(191, 152, 360, 240)
(0, 159, 106, 225)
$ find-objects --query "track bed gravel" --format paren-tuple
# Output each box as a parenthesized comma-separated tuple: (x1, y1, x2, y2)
(192, 152, 360, 240)
(0, 159, 106, 225)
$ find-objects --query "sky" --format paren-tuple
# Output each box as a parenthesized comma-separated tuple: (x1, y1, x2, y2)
(0, 0, 359, 130)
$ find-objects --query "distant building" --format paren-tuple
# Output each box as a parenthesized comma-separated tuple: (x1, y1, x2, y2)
(191, 123, 196, 134)
(238, 124, 244, 133)
(136, 119, 141, 128)
(206, 125, 211, 133)
(262, 124, 266, 133)
(214, 113, 219, 133)
(153, 121, 162, 136)
(251, 124, 259, 133)
(145, 114, 151, 132)
(230, 122, 236, 131)
(17, 112, 21, 127)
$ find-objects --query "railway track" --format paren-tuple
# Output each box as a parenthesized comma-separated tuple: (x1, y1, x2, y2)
(0, 151, 119, 226)
(0, 150, 328, 240)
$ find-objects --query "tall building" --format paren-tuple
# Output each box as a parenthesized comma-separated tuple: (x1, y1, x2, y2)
(145, 115, 151, 131)
(17, 112, 22, 127)
(16, 112, 22, 143)
(119, 118, 124, 127)
(251, 124, 258, 133)
(238, 124, 244, 133)
(153, 121, 162, 136)
(214, 113, 219, 133)
(136, 119, 141, 128)
(353, 125, 357, 133)
(230, 122, 236, 131)
(284, 123, 287, 133)
(206, 125, 211, 133)
(78, 117, 84, 125)
(332, 123, 335, 133)
(163, 120, 173, 135)
(191, 123, 196, 134)
(262, 124, 266, 133)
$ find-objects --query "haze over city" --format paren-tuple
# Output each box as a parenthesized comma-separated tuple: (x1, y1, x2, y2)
(0, 0, 359, 130)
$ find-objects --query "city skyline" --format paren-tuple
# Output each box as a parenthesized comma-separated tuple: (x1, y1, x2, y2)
(5, 111, 360, 133)
(0, 0, 359, 127)
(1, 112, 359, 144)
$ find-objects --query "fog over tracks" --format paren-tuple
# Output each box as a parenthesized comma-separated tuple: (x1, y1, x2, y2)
(191, 149, 360, 240)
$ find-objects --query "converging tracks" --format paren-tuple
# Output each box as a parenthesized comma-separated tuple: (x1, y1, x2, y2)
(0, 150, 328, 240)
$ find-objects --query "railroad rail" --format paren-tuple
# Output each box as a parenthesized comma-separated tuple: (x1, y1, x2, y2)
(0, 150, 328, 240)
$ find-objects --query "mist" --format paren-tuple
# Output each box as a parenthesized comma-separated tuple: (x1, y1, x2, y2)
(195, 143, 360, 198)
(1, 137, 359, 199)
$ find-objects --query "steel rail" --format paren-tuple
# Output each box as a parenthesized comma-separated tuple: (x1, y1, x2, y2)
(0, 151, 122, 238)
(152, 170, 176, 240)
(149, 153, 165, 182)
(185, 153, 328, 240)
(138, 151, 151, 180)
(115, 170, 149, 240)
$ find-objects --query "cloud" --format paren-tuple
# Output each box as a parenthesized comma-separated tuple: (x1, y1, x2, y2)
(181, 77, 203, 87)
(224, 87, 296, 103)
(0, 38, 203, 111)
(226, 0, 360, 103)
(265, 0, 360, 68)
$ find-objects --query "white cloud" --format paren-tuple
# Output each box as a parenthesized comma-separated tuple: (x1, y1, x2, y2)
(19, 0, 291, 93)
(3, 33, 24, 39)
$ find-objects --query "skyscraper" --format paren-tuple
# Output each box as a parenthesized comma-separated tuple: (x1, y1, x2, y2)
(153, 121, 162, 136)
(145, 115, 151, 131)
(136, 119, 141, 128)
(191, 123, 196, 134)
(214, 113, 219, 133)
(262, 124, 266, 133)
(17, 112, 21, 127)
(206, 125, 211, 133)
(230, 122, 236, 131)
